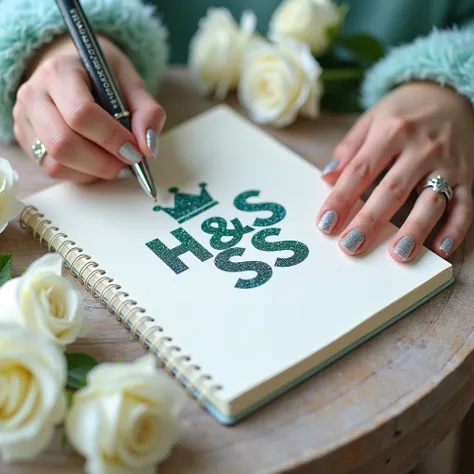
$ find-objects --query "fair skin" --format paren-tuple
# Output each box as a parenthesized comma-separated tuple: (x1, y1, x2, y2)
(14, 35, 166, 183)
(317, 81, 474, 262)
(15, 37, 474, 262)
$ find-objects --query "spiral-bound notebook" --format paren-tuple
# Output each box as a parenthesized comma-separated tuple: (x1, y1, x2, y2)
(20, 105, 453, 425)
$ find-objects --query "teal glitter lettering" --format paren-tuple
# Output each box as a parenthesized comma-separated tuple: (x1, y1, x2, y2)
(233, 190, 286, 227)
(214, 247, 273, 289)
(146, 228, 213, 274)
(153, 183, 218, 224)
(251, 228, 309, 267)
(201, 217, 254, 250)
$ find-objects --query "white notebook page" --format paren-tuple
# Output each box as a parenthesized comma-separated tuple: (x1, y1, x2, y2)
(24, 105, 452, 405)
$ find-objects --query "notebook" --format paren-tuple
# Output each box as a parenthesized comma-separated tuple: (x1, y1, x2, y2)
(19, 105, 454, 425)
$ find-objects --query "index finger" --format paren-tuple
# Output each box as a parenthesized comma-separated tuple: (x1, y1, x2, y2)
(113, 57, 166, 160)
(46, 62, 143, 165)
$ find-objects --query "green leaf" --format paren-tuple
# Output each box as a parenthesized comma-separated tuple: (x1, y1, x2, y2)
(321, 68, 365, 82)
(66, 353, 99, 389)
(0, 254, 13, 287)
(321, 79, 363, 114)
(335, 33, 385, 64)
(326, 24, 341, 44)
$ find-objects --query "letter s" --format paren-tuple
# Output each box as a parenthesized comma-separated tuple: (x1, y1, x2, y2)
(214, 247, 273, 289)
(233, 190, 286, 227)
(251, 228, 309, 267)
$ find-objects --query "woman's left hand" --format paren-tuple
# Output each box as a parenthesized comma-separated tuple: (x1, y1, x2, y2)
(317, 81, 474, 262)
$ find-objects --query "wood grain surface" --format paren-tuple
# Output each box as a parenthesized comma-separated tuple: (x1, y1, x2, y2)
(1, 67, 474, 474)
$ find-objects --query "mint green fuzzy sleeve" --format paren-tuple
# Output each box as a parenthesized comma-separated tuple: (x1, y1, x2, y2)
(0, 0, 169, 142)
(360, 23, 474, 110)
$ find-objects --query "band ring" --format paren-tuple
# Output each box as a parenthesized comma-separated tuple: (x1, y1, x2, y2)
(421, 175, 453, 201)
(113, 111, 130, 120)
(31, 138, 47, 164)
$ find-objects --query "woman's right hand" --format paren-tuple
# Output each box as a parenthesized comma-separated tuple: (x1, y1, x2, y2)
(13, 35, 166, 184)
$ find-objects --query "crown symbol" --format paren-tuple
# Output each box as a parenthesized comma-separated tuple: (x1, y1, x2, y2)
(153, 183, 219, 223)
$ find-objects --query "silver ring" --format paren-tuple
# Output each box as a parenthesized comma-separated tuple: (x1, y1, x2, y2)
(421, 175, 453, 201)
(113, 111, 130, 120)
(31, 138, 47, 164)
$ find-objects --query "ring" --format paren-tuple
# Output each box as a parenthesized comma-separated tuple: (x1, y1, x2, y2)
(421, 175, 453, 201)
(113, 111, 130, 120)
(31, 138, 47, 164)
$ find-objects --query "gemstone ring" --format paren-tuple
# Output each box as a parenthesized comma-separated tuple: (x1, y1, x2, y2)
(421, 175, 453, 202)
(31, 138, 47, 165)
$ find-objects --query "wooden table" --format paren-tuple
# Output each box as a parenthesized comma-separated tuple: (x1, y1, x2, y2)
(2, 67, 474, 474)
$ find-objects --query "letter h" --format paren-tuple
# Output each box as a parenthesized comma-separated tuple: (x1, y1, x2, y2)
(146, 228, 213, 274)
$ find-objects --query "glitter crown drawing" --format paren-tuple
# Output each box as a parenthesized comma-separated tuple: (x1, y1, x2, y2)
(153, 183, 219, 223)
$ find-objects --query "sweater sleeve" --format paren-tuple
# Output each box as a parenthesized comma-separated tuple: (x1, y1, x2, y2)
(360, 19, 474, 110)
(0, 0, 169, 142)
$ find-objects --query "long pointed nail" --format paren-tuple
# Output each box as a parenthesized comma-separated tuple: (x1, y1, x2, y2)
(119, 142, 142, 164)
(146, 129, 159, 159)
(318, 210, 338, 233)
(393, 236, 415, 260)
(341, 228, 365, 253)
(439, 237, 454, 257)
(322, 159, 340, 176)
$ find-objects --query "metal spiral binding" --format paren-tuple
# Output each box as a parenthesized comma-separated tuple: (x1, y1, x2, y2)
(19, 205, 223, 407)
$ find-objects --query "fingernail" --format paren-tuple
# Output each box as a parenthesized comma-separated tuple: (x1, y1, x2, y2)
(341, 228, 365, 253)
(393, 236, 415, 260)
(318, 210, 338, 233)
(119, 142, 143, 164)
(322, 159, 340, 176)
(439, 237, 454, 257)
(146, 129, 159, 159)
(116, 168, 133, 180)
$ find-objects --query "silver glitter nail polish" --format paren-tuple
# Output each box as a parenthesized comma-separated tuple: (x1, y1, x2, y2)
(341, 229, 365, 253)
(439, 237, 454, 257)
(116, 168, 133, 180)
(322, 159, 340, 175)
(119, 142, 142, 164)
(393, 236, 415, 260)
(146, 129, 159, 159)
(318, 210, 338, 233)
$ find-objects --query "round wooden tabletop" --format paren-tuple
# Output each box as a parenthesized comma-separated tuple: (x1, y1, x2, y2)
(2, 67, 474, 474)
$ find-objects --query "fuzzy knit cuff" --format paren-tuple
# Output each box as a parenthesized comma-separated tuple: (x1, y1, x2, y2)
(0, 0, 169, 142)
(360, 26, 474, 110)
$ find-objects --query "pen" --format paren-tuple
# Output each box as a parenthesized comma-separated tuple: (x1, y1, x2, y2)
(54, 0, 157, 201)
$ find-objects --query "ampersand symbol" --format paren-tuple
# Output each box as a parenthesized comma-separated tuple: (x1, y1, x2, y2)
(201, 217, 254, 250)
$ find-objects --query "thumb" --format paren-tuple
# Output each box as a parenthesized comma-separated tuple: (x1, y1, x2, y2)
(116, 62, 166, 160)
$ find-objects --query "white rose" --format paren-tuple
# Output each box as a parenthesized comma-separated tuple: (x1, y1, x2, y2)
(189, 8, 256, 100)
(0, 157, 23, 234)
(0, 325, 67, 462)
(269, 0, 341, 55)
(0, 253, 89, 347)
(65, 354, 186, 474)
(238, 36, 323, 127)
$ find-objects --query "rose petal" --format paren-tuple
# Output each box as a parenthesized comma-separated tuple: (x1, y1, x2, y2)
(65, 399, 102, 460)
(23, 253, 63, 282)
(0, 325, 66, 462)
(0, 279, 25, 325)
(66, 355, 185, 472)
(0, 423, 55, 463)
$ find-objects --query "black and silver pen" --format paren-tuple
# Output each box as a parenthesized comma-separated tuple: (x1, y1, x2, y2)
(55, 0, 157, 201)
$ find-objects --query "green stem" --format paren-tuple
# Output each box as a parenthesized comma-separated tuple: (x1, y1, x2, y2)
(320, 68, 365, 81)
